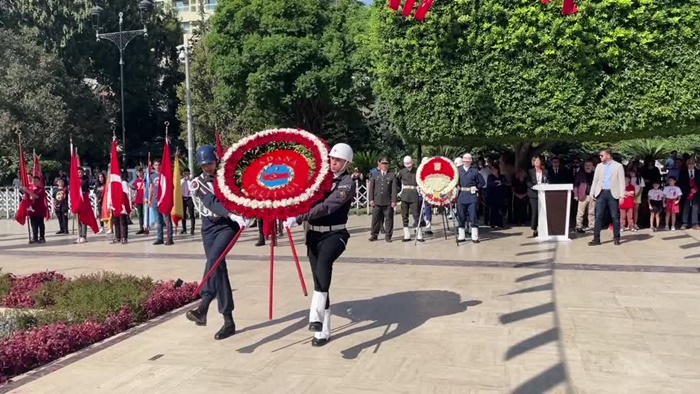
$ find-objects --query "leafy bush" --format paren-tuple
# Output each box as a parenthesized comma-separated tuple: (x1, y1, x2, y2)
(0, 270, 199, 383)
(35, 272, 154, 322)
(0, 270, 11, 299)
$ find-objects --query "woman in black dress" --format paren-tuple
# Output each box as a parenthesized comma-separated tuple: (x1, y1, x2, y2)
(526, 155, 549, 237)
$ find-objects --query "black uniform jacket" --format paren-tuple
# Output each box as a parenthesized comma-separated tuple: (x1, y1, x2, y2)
(295, 173, 356, 226)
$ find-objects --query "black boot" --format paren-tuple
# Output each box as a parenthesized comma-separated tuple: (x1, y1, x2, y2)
(215, 315, 236, 340)
(255, 236, 265, 247)
(311, 337, 329, 347)
(308, 322, 322, 332)
(185, 298, 212, 326)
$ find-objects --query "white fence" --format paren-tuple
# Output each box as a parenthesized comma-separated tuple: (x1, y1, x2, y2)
(0, 182, 372, 219)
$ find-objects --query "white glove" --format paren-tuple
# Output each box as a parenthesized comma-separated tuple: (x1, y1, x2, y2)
(283, 217, 298, 228)
(228, 213, 247, 228)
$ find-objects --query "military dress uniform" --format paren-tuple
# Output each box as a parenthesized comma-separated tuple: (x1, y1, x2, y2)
(290, 168, 355, 346)
(397, 166, 423, 242)
(368, 171, 397, 242)
(457, 165, 486, 243)
(186, 146, 243, 340)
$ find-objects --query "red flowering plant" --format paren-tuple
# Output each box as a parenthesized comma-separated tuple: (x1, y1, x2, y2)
(0, 270, 199, 384)
(0, 271, 66, 308)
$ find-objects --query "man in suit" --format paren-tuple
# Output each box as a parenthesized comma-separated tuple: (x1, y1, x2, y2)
(548, 157, 571, 184)
(589, 149, 626, 246)
(368, 157, 397, 242)
(678, 157, 699, 229)
(456, 153, 485, 243)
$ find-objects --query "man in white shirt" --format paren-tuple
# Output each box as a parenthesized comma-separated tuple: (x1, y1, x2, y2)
(589, 149, 626, 246)
(181, 170, 195, 235)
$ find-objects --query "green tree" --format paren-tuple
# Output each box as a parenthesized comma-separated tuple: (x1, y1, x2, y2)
(369, 0, 700, 168)
(208, 0, 373, 147)
(2, 0, 184, 167)
(0, 27, 111, 182)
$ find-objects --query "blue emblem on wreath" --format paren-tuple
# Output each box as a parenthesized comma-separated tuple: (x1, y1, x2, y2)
(259, 164, 293, 189)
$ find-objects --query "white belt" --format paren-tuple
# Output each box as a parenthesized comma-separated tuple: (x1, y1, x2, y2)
(403, 186, 417, 189)
(309, 224, 346, 232)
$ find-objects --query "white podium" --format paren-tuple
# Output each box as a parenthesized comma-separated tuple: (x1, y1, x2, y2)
(532, 183, 574, 242)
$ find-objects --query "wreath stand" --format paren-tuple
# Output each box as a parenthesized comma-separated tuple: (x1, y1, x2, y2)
(414, 202, 451, 245)
(195, 128, 333, 320)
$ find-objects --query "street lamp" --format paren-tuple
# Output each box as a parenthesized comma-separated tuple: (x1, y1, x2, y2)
(177, 40, 195, 175)
(92, 0, 154, 165)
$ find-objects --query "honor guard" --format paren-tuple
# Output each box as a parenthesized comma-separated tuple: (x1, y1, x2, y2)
(368, 157, 398, 242)
(397, 156, 423, 242)
(457, 153, 485, 243)
(283, 143, 356, 347)
(186, 145, 247, 340)
(419, 157, 433, 235)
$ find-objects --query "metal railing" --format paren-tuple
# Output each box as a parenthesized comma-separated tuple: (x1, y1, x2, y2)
(0, 182, 372, 219)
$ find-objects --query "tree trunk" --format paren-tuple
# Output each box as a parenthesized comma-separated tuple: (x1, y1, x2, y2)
(513, 142, 556, 171)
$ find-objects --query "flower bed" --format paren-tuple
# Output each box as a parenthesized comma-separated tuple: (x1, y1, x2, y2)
(0, 270, 199, 384)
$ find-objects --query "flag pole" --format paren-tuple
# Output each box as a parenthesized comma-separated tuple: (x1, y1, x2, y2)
(165, 121, 173, 245)
(113, 129, 125, 243)
(18, 131, 31, 244)
(145, 152, 150, 235)
(70, 136, 75, 236)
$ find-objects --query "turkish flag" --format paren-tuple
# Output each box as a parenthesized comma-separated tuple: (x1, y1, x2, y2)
(108, 139, 123, 215)
(414, 0, 435, 21)
(14, 137, 30, 226)
(388, 0, 401, 11)
(563, 0, 578, 15)
(215, 130, 224, 160)
(32, 151, 50, 220)
(69, 145, 82, 214)
(158, 139, 174, 214)
(402, 0, 416, 16)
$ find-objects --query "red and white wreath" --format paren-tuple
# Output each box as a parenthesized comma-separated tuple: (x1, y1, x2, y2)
(416, 156, 458, 206)
(215, 128, 334, 223)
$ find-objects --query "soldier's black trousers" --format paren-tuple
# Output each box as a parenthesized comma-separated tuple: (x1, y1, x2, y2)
(200, 220, 238, 315)
(401, 200, 420, 227)
(306, 229, 350, 309)
(371, 205, 394, 238)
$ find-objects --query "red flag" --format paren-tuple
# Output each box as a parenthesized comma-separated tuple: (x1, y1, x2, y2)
(158, 139, 174, 214)
(32, 151, 50, 220)
(79, 191, 100, 234)
(402, 0, 416, 16)
(562, 0, 578, 15)
(69, 145, 82, 214)
(215, 130, 224, 159)
(14, 137, 30, 225)
(388, 0, 401, 10)
(414, 0, 435, 21)
(108, 139, 124, 215)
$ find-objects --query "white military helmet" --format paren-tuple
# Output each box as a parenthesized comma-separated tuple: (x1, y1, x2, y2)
(329, 143, 353, 163)
(454, 157, 463, 166)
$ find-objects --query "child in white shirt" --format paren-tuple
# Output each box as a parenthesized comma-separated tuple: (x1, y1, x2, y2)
(663, 176, 682, 231)
(647, 181, 664, 231)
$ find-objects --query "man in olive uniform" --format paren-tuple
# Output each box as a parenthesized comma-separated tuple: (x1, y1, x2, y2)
(397, 155, 423, 242)
(457, 153, 485, 243)
(368, 157, 397, 242)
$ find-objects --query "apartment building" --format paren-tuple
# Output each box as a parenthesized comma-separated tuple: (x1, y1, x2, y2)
(155, 0, 218, 38)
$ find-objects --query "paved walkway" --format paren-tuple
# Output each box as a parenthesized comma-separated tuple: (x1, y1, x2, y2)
(0, 216, 698, 393)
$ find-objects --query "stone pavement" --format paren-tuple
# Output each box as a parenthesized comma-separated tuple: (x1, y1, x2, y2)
(0, 216, 698, 394)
